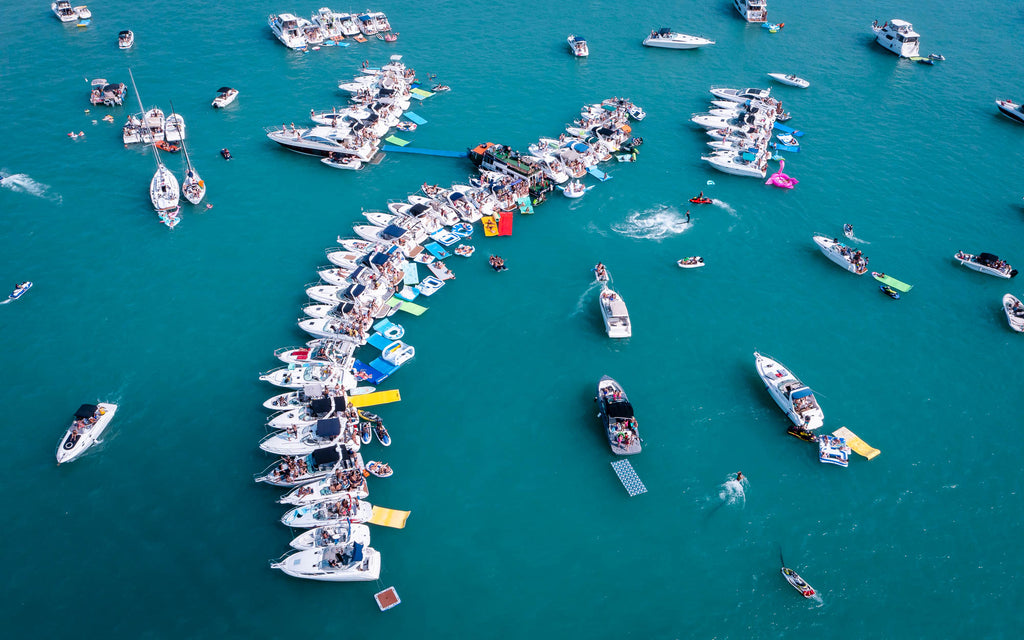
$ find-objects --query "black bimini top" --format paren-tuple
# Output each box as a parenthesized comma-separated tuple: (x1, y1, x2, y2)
(606, 400, 634, 420)
(311, 446, 341, 466)
(978, 252, 1000, 265)
(381, 224, 407, 240)
(309, 397, 335, 416)
(74, 404, 98, 419)
(314, 417, 342, 438)
(217, 86, 233, 93)
(407, 203, 430, 217)
(658, 27, 672, 36)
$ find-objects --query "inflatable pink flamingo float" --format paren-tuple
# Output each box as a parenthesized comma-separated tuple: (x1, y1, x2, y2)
(765, 157, 799, 189)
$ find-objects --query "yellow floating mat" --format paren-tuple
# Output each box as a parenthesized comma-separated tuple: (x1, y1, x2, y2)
(482, 215, 499, 237)
(348, 389, 401, 408)
(832, 426, 880, 460)
(368, 505, 411, 529)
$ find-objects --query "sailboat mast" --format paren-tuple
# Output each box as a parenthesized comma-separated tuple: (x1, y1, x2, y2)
(127, 68, 162, 169)
(168, 100, 193, 172)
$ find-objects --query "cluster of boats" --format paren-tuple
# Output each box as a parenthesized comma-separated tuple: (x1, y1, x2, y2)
(694, 86, 788, 178)
(88, 79, 126, 107)
(266, 55, 415, 170)
(269, 9, 394, 50)
(51, 1, 90, 23)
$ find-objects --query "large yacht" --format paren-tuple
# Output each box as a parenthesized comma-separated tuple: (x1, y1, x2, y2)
(268, 13, 309, 50)
(266, 125, 376, 160)
(871, 19, 920, 58)
(734, 0, 767, 23)
(52, 1, 77, 22)
(753, 352, 824, 433)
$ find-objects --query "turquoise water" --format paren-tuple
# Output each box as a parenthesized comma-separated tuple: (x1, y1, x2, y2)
(3, 0, 1024, 637)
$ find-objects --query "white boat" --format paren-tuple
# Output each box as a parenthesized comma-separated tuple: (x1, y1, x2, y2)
(677, 257, 705, 268)
(74, 5, 90, 19)
(702, 153, 767, 178)
(568, 34, 589, 57)
(321, 156, 362, 170)
(767, 73, 809, 88)
(52, 1, 77, 22)
(753, 352, 824, 431)
(117, 30, 134, 49)
(643, 28, 715, 49)
(254, 446, 364, 487)
(55, 403, 117, 464)
(268, 13, 309, 50)
(266, 125, 376, 160)
(169, 106, 204, 205)
(871, 19, 920, 58)
(211, 87, 238, 108)
(599, 287, 631, 338)
(280, 475, 368, 507)
(281, 496, 374, 527)
(336, 12, 359, 36)
(596, 376, 641, 455)
(709, 86, 772, 103)
(1003, 294, 1024, 332)
(691, 113, 770, 129)
(288, 523, 371, 549)
(813, 235, 868, 274)
(259, 361, 354, 390)
(735, 0, 767, 23)
(270, 542, 380, 581)
(260, 417, 358, 456)
(954, 251, 1018, 279)
(996, 100, 1024, 125)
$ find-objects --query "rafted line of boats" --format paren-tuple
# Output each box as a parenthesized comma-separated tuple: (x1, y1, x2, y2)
(269, 9, 394, 51)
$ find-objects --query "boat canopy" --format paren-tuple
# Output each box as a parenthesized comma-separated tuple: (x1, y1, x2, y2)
(302, 383, 324, 398)
(606, 399, 634, 419)
(351, 541, 364, 562)
(408, 203, 430, 217)
(329, 302, 357, 317)
(449, 192, 465, 202)
(569, 141, 590, 153)
(217, 87, 233, 93)
(370, 252, 392, 267)
(74, 404, 98, 419)
(381, 224, 407, 240)
(343, 283, 367, 300)
(657, 27, 672, 36)
(595, 127, 616, 137)
(309, 397, 336, 416)
(573, 35, 586, 41)
(791, 387, 814, 400)
(606, 296, 629, 316)
(315, 417, 342, 438)
(978, 253, 1000, 265)
(118, 30, 131, 36)
(311, 446, 341, 466)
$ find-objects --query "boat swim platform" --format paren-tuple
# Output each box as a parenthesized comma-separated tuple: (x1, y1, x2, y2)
(610, 460, 647, 497)
(381, 145, 468, 158)
(832, 426, 880, 460)
(375, 586, 401, 612)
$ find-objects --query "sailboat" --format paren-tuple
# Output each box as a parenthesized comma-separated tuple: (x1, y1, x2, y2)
(170, 101, 205, 204)
(129, 69, 180, 227)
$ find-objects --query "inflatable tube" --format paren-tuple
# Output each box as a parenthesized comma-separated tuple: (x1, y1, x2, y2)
(688, 197, 713, 204)
(382, 324, 405, 340)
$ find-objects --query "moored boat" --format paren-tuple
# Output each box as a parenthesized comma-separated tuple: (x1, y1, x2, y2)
(281, 496, 374, 527)
(781, 566, 816, 598)
(599, 287, 631, 338)
(55, 403, 118, 464)
(118, 30, 134, 49)
(996, 100, 1024, 125)
(735, 0, 767, 23)
(270, 542, 380, 581)
(596, 376, 641, 455)
(954, 251, 1017, 279)
(643, 27, 715, 49)
(268, 13, 309, 50)
(753, 352, 824, 433)
(211, 87, 238, 108)
(567, 34, 589, 57)
(871, 19, 920, 58)
(288, 523, 371, 550)
(813, 235, 868, 274)
(1003, 294, 1024, 332)
(767, 73, 809, 88)
(52, 1, 77, 22)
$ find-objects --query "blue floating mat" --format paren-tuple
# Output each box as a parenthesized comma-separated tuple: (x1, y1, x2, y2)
(424, 242, 451, 259)
(404, 111, 427, 125)
(353, 360, 389, 384)
(587, 166, 612, 182)
(369, 358, 400, 376)
(610, 460, 648, 497)
(338, 41, 350, 47)
(516, 196, 534, 215)
(403, 262, 419, 285)
(773, 122, 804, 137)
(372, 319, 405, 339)
(775, 143, 800, 153)
(367, 332, 393, 350)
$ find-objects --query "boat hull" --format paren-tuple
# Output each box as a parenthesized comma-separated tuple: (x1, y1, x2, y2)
(55, 403, 118, 464)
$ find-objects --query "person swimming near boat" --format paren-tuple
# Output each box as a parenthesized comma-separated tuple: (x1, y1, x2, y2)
(736, 472, 744, 482)
(489, 255, 507, 272)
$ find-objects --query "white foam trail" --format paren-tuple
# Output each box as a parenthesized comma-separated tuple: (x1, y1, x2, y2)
(846, 234, 869, 244)
(718, 473, 747, 507)
(711, 199, 736, 215)
(1, 172, 62, 203)
(571, 280, 604, 316)
(611, 205, 690, 241)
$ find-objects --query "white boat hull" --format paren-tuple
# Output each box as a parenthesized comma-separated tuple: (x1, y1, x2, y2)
(271, 546, 380, 581)
(753, 352, 824, 430)
(1003, 294, 1024, 332)
(288, 523, 371, 549)
(813, 235, 868, 274)
(55, 403, 118, 464)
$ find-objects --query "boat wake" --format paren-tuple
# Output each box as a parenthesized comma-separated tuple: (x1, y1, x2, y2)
(571, 280, 604, 316)
(611, 205, 690, 241)
(718, 473, 747, 507)
(1, 172, 62, 203)
(846, 233, 869, 244)
(711, 199, 735, 214)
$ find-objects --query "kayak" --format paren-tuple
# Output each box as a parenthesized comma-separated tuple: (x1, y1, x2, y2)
(872, 272, 913, 292)
(781, 567, 816, 598)
(880, 285, 900, 299)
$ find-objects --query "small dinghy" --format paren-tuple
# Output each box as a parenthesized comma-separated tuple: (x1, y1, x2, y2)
(767, 73, 809, 88)
(781, 566, 816, 598)
(6, 281, 32, 302)
(1003, 293, 1024, 332)
(373, 420, 391, 446)
(843, 223, 854, 239)
(677, 257, 705, 269)
(366, 460, 393, 478)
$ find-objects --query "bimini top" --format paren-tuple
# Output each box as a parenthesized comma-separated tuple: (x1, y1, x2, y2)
(791, 387, 814, 400)
(381, 224, 407, 240)
(572, 35, 586, 42)
(311, 446, 341, 466)
(977, 253, 1001, 265)
(74, 404, 98, 419)
(329, 302, 357, 317)
(309, 397, 337, 416)
(119, 30, 132, 36)
(302, 383, 324, 397)
(217, 86, 234, 93)
(343, 283, 367, 300)
(369, 252, 392, 267)
(657, 27, 672, 36)
(314, 417, 342, 438)
(606, 399, 634, 419)
(407, 203, 431, 217)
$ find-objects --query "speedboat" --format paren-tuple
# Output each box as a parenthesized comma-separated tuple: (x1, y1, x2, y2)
(643, 28, 715, 49)
(74, 5, 90, 19)
(280, 473, 368, 506)
(709, 86, 772, 103)
(767, 73, 809, 88)
(260, 417, 358, 456)
(954, 251, 1017, 278)
(7, 281, 32, 301)
(996, 100, 1024, 125)
(735, 0, 767, 22)
(702, 152, 767, 178)
(259, 361, 355, 390)
(270, 542, 380, 581)
(677, 257, 705, 268)
(753, 352, 824, 432)
(117, 30, 134, 49)
(813, 235, 868, 274)
(266, 125, 375, 160)
(871, 19, 920, 58)
(596, 376, 641, 455)
(89, 79, 127, 107)
(268, 13, 309, 50)
(281, 496, 374, 527)
(55, 403, 118, 464)
(1003, 294, 1024, 332)
(52, 1, 77, 22)
(599, 287, 631, 338)
(211, 87, 238, 108)
(288, 523, 371, 550)
(255, 446, 364, 487)
(568, 34, 589, 57)
(781, 566, 816, 598)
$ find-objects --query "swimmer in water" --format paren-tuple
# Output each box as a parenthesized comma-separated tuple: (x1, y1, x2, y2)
(736, 471, 744, 481)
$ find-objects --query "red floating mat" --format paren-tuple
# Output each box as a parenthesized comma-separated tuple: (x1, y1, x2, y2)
(375, 586, 401, 611)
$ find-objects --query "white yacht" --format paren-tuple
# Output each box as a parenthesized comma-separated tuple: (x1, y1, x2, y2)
(266, 125, 376, 160)
(599, 287, 631, 338)
(734, 0, 766, 22)
(211, 87, 238, 108)
(1003, 294, 1024, 332)
(567, 34, 589, 57)
(813, 235, 868, 274)
(52, 1, 77, 22)
(280, 477, 368, 507)
(702, 152, 767, 178)
(954, 251, 1018, 279)
(335, 12, 360, 36)
(996, 100, 1024, 125)
(268, 13, 309, 50)
(643, 28, 715, 49)
(281, 497, 374, 527)
(260, 417, 358, 456)
(709, 86, 772, 103)
(871, 19, 920, 58)
(767, 73, 809, 88)
(753, 352, 824, 431)
(259, 361, 355, 390)
(55, 403, 117, 464)
(270, 542, 380, 581)
(288, 523, 371, 549)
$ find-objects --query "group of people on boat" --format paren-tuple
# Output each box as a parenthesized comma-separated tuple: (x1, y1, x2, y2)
(833, 240, 868, 270)
(488, 255, 507, 271)
(69, 407, 102, 438)
(271, 455, 310, 483)
(325, 496, 360, 518)
(594, 262, 608, 281)
(612, 417, 640, 447)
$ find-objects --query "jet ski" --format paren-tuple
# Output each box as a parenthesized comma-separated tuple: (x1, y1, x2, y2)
(843, 223, 854, 239)
(880, 285, 900, 299)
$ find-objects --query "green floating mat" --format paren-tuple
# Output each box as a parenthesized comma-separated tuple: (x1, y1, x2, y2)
(386, 296, 428, 316)
(385, 136, 410, 146)
(410, 88, 434, 98)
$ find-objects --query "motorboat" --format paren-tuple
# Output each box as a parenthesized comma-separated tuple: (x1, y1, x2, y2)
(753, 352, 824, 432)
(871, 19, 920, 58)
(781, 566, 816, 598)
(268, 13, 309, 50)
(255, 446, 364, 487)
(270, 542, 380, 581)
(777, 133, 799, 146)
(266, 125, 376, 160)
(568, 34, 589, 57)
(363, 211, 396, 227)
(702, 152, 767, 178)
(260, 417, 358, 456)
(677, 257, 705, 268)
(767, 73, 809, 88)
(336, 238, 380, 253)
(813, 235, 868, 274)
(281, 496, 374, 528)
(211, 87, 238, 108)
(7, 281, 32, 301)
(321, 156, 362, 170)
(117, 30, 134, 49)
(599, 287, 631, 338)
(89, 79, 127, 107)
(691, 113, 770, 130)
(954, 251, 1018, 279)
(74, 5, 90, 19)
(596, 376, 641, 455)
(643, 28, 715, 49)
(280, 473, 368, 507)
(288, 523, 371, 550)
(996, 100, 1024, 125)
(709, 86, 772, 103)
(335, 12, 360, 36)
(735, 0, 767, 22)
(1003, 294, 1024, 332)
(55, 403, 117, 464)
(263, 384, 335, 411)
(52, 1, 77, 22)
(298, 315, 372, 341)
(259, 361, 355, 390)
